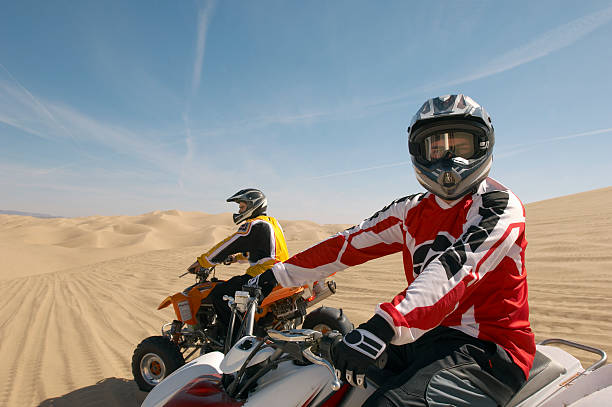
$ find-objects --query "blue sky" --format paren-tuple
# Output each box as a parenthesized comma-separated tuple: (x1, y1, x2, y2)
(1, 1, 612, 224)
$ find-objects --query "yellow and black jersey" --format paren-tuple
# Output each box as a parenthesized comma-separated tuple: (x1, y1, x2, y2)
(197, 215, 289, 277)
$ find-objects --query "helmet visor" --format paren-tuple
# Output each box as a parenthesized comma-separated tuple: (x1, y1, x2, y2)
(423, 131, 476, 162)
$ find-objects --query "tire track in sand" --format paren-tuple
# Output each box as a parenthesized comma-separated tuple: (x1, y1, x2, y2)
(0, 275, 43, 405)
(0, 248, 193, 407)
(0, 274, 56, 407)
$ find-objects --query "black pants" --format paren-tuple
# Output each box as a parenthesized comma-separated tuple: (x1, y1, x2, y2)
(364, 327, 526, 407)
(210, 274, 252, 329)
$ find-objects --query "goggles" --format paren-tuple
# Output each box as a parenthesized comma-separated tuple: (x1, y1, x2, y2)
(422, 130, 482, 162)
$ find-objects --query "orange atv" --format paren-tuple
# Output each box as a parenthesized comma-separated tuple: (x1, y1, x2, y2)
(132, 265, 352, 392)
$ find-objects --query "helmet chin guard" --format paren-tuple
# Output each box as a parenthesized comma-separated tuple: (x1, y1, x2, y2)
(414, 156, 492, 200)
(408, 95, 494, 200)
(226, 188, 267, 224)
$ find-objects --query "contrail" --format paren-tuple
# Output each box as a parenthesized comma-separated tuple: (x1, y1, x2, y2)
(0, 63, 76, 142)
(0, 62, 91, 161)
(369, 4, 612, 107)
(310, 161, 411, 179)
(496, 127, 612, 158)
(441, 4, 612, 89)
(182, 0, 215, 189)
(312, 127, 612, 178)
(191, 0, 215, 95)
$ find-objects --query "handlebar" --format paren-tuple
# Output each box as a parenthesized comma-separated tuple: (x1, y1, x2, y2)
(241, 284, 263, 302)
(266, 328, 387, 390)
(268, 329, 341, 390)
(179, 265, 215, 282)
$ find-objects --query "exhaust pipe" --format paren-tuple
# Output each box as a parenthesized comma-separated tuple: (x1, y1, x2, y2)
(306, 281, 337, 307)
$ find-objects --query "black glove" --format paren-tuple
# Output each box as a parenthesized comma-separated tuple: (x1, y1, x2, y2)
(246, 268, 278, 298)
(187, 260, 202, 274)
(332, 315, 394, 388)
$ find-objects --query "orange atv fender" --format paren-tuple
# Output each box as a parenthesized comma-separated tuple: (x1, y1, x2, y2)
(157, 281, 219, 325)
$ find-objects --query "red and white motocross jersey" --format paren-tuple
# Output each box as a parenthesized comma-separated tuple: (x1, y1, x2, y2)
(272, 177, 535, 378)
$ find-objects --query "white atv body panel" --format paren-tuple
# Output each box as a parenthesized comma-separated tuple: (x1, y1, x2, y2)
(337, 384, 377, 407)
(220, 336, 277, 374)
(141, 340, 611, 407)
(539, 364, 612, 407)
(512, 344, 584, 407)
(141, 351, 224, 407)
(244, 362, 335, 406)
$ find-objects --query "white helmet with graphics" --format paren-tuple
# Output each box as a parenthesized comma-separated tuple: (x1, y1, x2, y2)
(226, 188, 268, 224)
(407, 94, 495, 200)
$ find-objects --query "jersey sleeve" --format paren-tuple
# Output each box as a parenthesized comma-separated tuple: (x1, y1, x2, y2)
(197, 221, 263, 267)
(376, 190, 526, 345)
(271, 196, 417, 288)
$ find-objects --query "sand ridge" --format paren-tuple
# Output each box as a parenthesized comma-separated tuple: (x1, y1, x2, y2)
(0, 210, 350, 280)
(0, 188, 611, 406)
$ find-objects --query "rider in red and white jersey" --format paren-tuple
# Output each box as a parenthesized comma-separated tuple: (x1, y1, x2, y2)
(252, 94, 535, 406)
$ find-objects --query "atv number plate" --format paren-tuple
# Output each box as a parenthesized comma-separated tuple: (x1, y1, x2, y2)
(178, 300, 192, 321)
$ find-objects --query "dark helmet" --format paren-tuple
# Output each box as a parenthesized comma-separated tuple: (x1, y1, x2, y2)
(407, 94, 494, 200)
(226, 188, 268, 224)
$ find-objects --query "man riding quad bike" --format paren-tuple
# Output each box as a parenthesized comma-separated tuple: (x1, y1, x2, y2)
(132, 189, 352, 391)
(187, 188, 290, 334)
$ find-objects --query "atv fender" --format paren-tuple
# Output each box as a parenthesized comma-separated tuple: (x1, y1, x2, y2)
(142, 351, 225, 407)
(158, 296, 172, 310)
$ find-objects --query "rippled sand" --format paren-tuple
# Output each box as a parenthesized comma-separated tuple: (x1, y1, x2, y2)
(1, 189, 611, 406)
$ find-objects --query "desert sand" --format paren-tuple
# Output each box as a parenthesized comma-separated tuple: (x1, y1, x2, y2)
(1, 188, 611, 407)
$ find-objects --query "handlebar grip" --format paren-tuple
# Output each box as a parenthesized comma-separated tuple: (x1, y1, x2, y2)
(326, 334, 388, 370)
(374, 351, 388, 369)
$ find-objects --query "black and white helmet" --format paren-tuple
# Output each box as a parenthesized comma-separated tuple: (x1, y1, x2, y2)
(407, 94, 494, 200)
(226, 188, 268, 224)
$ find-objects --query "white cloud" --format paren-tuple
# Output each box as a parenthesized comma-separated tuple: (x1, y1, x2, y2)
(0, 63, 72, 139)
(369, 4, 612, 107)
(0, 71, 249, 212)
(436, 4, 612, 90)
(0, 67, 186, 173)
(308, 127, 612, 178)
(179, 112, 196, 190)
(309, 161, 411, 180)
(496, 127, 612, 159)
(192, 1, 215, 95)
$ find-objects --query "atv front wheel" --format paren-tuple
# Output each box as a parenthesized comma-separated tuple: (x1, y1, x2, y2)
(302, 306, 353, 335)
(132, 336, 185, 392)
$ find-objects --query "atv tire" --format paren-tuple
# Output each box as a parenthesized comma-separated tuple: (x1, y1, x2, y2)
(302, 306, 353, 335)
(132, 336, 185, 392)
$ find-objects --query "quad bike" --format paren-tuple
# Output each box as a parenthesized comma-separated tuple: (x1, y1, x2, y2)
(132, 266, 352, 392)
(141, 288, 611, 407)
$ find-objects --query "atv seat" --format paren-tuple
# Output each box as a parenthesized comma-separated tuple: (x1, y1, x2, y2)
(366, 349, 566, 407)
(504, 349, 566, 407)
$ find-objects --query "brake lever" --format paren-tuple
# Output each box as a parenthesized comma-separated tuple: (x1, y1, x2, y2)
(268, 329, 321, 343)
(303, 348, 341, 391)
(267, 329, 340, 390)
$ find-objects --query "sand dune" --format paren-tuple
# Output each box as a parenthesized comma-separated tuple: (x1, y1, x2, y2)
(1, 188, 611, 406)
(0, 210, 349, 280)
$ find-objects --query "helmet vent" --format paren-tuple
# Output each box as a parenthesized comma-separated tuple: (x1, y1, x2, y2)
(442, 172, 456, 187)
